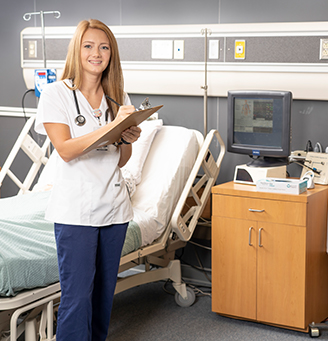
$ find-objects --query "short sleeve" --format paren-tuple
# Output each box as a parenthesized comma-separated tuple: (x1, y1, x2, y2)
(34, 81, 70, 135)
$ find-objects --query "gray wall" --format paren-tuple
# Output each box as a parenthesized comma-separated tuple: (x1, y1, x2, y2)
(1, 0, 328, 198)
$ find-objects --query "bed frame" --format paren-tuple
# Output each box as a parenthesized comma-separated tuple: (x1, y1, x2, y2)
(0, 116, 50, 195)
(0, 115, 225, 341)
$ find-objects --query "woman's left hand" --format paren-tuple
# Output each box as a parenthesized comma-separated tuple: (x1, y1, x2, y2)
(121, 126, 141, 144)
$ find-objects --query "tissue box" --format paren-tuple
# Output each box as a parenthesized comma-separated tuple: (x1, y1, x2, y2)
(256, 178, 307, 195)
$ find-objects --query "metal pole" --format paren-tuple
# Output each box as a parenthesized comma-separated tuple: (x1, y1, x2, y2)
(23, 10, 61, 68)
(40, 11, 46, 68)
(201, 28, 211, 136)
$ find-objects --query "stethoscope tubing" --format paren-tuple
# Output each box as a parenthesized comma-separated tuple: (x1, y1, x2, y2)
(73, 90, 121, 126)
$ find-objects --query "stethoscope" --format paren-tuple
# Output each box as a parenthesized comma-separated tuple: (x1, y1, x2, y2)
(73, 89, 120, 127)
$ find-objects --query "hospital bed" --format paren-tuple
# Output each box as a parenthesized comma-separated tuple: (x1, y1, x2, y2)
(0, 114, 225, 341)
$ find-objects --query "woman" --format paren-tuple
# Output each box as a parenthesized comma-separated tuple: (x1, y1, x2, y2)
(35, 19, 141, 341)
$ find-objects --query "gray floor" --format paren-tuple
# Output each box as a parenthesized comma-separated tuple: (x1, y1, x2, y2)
(108, 281, 328, 341)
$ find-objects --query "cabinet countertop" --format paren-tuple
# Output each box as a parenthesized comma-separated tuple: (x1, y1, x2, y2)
(212, 181, 328, 203)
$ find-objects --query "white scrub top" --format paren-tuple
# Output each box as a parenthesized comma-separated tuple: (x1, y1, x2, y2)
(35, 80, 133, 227)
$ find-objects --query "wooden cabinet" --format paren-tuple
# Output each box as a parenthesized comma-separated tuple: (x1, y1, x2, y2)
(212, 182, 328, 332)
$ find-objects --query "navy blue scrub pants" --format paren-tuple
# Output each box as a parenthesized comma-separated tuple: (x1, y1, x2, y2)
(54, 222, 128, 341)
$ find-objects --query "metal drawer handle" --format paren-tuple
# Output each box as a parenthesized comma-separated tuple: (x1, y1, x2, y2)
(259, 228, 263, 247)
(249, 227, 253, 246)
(249, 208, 265, 213)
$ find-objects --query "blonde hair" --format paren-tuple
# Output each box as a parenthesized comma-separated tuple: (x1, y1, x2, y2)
(61, 19, 124, 118)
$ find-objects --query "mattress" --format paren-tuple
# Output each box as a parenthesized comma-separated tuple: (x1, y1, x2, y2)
(0, 191, 57, 297)
(0, 191, 142, 297)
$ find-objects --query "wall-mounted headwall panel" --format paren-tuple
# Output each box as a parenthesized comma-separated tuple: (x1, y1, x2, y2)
(21, 22, 328, 100)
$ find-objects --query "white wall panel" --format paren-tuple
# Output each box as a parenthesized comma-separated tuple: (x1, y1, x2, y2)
(21, 21, 328, 100)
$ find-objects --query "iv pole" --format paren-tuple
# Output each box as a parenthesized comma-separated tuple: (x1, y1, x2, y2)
(23, 11, 60, 158)
(201, 28, 211, 137)
(23, 10, 61, 68)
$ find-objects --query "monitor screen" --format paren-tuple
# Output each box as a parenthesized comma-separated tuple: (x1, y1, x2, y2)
(227, 90, 292, 167)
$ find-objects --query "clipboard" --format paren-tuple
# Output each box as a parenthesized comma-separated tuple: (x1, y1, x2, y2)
(83, 105, 163, 153)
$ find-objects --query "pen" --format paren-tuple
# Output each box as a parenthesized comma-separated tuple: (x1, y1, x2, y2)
(105, 95, 121, 107)
(105, 95, 151, 111)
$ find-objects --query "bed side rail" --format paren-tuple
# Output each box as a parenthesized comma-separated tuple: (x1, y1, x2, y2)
(171, 129, 225, 241)
(0, 115, 50, 195)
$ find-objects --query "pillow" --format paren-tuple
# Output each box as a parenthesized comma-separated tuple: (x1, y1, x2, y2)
(121, 119, 163, 188)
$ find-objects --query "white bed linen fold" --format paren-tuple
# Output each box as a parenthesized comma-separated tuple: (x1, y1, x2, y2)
(132, 126, 200, 246)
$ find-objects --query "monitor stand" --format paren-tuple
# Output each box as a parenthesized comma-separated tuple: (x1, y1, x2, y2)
(247, 156, 288, 167)
(233, 164, 287, 185)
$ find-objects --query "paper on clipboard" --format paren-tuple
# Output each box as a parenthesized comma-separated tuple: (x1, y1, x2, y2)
(83, 105, 163, 153)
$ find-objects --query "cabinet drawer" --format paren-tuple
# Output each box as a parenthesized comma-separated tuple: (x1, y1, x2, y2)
(213, 194, 306, 226)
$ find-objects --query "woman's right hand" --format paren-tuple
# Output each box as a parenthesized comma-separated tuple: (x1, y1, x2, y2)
(115, 105, 135, 122)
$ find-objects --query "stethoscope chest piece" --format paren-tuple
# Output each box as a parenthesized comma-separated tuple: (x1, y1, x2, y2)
(73, 88, 87, 126)
(75, 114, 86, 126)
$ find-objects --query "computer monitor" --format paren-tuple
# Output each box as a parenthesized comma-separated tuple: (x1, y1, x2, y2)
(227, 90, 292, 167)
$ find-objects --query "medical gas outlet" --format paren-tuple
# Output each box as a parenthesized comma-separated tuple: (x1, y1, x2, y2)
(174, 40, 184, 59)
(235, 40, 246, 59)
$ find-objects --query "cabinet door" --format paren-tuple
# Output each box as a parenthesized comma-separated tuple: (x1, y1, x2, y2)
(212, 216, 257, 320)
(257, 222, 306, 329)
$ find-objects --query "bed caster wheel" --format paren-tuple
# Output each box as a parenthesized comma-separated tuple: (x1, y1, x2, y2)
(175, 287, 196, 307)
(309, 327, 321, 338)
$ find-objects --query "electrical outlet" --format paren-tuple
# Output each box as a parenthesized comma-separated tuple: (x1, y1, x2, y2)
(320, 39, 328, 59)
(28, 40, 37, 58)
(209, 40, 219, 59)
(151, 40, 173, 59)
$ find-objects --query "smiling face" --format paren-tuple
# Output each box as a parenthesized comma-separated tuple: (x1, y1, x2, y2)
(80, 28, 111, 78)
